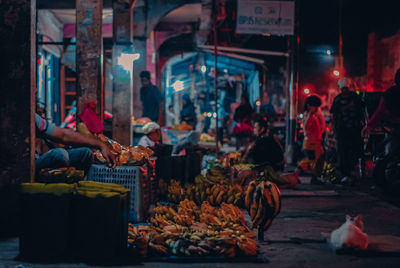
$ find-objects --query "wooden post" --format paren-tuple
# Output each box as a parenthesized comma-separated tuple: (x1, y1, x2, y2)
(213, 0, 219, 156)
(0, 0, 36, 185)
(0, 0, 36, 236)
(112, 0, 134, 145)
(76, 0, 103, 118)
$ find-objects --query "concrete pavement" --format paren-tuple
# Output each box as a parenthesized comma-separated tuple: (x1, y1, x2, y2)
(1, 182, 400, 268)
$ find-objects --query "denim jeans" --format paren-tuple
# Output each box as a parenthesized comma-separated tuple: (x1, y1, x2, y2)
(35, 147, 93, 172)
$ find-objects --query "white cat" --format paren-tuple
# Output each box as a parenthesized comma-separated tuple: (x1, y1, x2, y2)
(330, 214, 369, 250)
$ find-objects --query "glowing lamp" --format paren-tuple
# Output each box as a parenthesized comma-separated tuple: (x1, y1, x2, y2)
(117, 53, 140, 72)
(333, 70, 340, 77)
(172, 80, 184, 92)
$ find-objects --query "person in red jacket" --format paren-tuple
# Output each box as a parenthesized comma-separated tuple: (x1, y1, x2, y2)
(297, 95, 326, 178)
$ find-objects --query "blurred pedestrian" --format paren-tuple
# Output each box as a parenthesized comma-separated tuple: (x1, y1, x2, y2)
(233, 93, 254, 149)
(296, 95, 326, 180)
(140, 70, 164, 123)
(180, 93, 197, 129)
(166, 105, 176, 126)
(330, 78, 365, 183)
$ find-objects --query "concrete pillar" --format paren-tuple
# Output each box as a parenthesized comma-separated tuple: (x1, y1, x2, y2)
(195, 0, 213, 46)
(132, 37, 147, 119)
(112, 0, 134, 145)
(76, 0, 103, 118)
(0, 0, 36, 236)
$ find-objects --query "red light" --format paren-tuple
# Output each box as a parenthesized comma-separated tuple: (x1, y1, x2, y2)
(37, 59, 41, 65)
(333, 70, 340, 77)
(263, 117, 267, 121)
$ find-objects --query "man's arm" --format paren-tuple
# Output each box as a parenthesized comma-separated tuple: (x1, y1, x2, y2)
(47, 127, 116, 168)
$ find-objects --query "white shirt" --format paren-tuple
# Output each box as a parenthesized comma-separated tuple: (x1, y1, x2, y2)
(138, 135, 155, 147)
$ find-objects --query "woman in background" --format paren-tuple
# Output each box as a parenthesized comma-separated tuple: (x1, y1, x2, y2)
(296, 95, 326, 180)
(233, 93, 254, 149)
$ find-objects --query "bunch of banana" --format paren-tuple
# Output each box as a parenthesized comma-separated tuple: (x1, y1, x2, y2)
(154, 203, 178, 219)
(167, 180, 186, 203)
(144, 202, 258, 257)
(195, 173, 228, 186)
(245, 180, 281, 231)
(226, 184, 243, 205)
(128, 224, 168, 257)
(233, 163, 255, 171)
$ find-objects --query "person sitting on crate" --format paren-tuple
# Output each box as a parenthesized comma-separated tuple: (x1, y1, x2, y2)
(138, 122, 162, 148)
(35, 113, 116, 174)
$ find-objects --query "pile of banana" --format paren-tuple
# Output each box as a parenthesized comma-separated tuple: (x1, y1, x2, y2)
(130, 199, 258, 257)
(222, 152, 242, 167)
(167, 178, 243, 206)
(244, 180, 281, 230)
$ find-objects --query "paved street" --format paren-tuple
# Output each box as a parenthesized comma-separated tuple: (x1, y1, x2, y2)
(1, 181, 400, 268)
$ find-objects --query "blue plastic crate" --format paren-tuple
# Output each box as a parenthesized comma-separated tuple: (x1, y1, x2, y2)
(87, 164, 146, 222)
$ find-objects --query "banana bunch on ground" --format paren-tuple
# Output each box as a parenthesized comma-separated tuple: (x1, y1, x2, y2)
(141, 200, 257, 257)
(167, 179, 243, 206)
(222, 152, 242, 167)
(204, 184, 242, 206)
(167, 180, 186, 203)
(128, 224, 169, 257)
(245, 180, 281, 231)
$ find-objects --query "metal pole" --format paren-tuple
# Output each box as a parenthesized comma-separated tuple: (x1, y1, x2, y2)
(285, 0, 299, 165)
(213, 0, 219, 156)
(285, 36, 293, 151)
(338, 0, 343, 72)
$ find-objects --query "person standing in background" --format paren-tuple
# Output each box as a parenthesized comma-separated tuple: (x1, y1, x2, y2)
(166, 105, 177, 126)
(330, 78, 365, 183)
(180, 94, 197, 129)
(140, 71, 164, 123)
(296, 95, 326, 180)
(233, 93, 254, 149)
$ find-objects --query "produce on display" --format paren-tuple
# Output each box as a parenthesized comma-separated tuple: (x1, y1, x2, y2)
(167, 179, 243, 206)
(164, 166, 243, 206)
(93, 134, 153, 166)
(172, 122, 193, 131)
(38, 167, 85, 183)
(128, 199, 257, 257)
(199, 133, 216, 142)
(222, 152, 242, 167)
(132, 117, 152, 125)
(233, 163, 255, 171)
(244, 180, 281, 230)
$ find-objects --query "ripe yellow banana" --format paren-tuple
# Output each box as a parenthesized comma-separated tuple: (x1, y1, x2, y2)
(245, 181, 257, 209)
(249, 184, 262, 220)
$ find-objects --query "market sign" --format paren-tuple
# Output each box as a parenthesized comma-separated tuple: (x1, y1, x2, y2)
(236, 0, 295, 36)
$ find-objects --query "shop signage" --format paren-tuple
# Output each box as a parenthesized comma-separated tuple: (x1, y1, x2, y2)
(236, 0, 295, 36)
